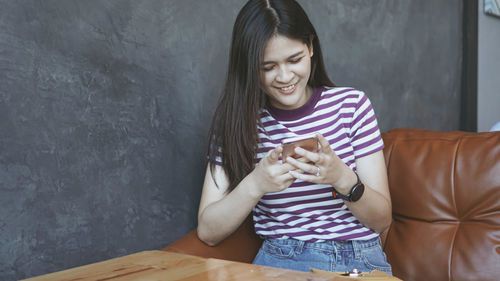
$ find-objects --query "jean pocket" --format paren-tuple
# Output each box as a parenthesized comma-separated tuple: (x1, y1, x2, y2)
(262, 240, 295, 259)
(360, 245, 392, 273)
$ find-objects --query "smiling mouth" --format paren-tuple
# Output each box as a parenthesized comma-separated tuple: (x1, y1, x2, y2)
(277, 84, 296, 94)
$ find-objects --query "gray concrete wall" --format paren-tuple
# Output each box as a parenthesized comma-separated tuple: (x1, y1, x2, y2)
(0, 1, 462, 279)
(478, 0, 500, 132)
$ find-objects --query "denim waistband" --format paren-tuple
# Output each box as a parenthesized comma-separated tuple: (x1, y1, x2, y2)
(262, 236, 381, 258)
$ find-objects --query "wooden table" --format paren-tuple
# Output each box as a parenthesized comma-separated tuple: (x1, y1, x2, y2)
(23, 250, 400, 281)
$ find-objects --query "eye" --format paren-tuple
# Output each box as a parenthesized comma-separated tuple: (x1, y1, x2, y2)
(290, 56, 303, 64)
(262, 65, 275, 72)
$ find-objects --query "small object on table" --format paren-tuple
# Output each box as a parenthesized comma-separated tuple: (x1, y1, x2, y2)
(339, 268, 363, 277)
(348, 268, 362, 277)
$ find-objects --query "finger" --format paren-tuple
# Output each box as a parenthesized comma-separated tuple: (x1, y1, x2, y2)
(286, 156, 317, 173)
(278, 169, 297, 181)
(293, 156, 311, 163)
(266, 146, 283, 163)
(316, 133, 332, 153)
(294, 147, 320, 163)
(273, 162, 297, 177)
(289, 170, 318, 183)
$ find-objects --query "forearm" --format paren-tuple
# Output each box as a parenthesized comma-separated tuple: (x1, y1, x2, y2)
(197, 147, 296, 246)
(345, 184, 392, 233)
(197, 173, 262, 246)
(331, 160, 392, 233)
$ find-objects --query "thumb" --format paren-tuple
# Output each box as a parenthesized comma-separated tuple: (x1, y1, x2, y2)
(316, 133, 332, 153)
(267, 146, 282, 163)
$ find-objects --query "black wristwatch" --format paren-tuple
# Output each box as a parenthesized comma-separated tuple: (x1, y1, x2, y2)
(332, 172, 365, 202)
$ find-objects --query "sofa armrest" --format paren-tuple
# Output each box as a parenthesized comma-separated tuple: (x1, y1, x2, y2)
(162, 215, 263, 263)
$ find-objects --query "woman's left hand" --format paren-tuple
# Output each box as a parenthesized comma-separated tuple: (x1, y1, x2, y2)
(287, 133, 356, 194)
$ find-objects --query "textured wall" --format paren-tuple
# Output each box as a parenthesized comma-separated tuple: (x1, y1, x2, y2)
(0, 0, 462, 280)
(299, 1, 463, 131)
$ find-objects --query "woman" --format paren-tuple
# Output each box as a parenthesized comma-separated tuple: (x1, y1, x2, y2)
(197, 0, 392, 274)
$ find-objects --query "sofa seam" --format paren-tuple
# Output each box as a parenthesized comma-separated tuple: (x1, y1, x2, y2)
(448, 135, 461, 281)
(451, 137, 460, 220)
(448, 223, 460, 281)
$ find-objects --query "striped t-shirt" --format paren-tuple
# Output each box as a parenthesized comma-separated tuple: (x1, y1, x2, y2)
(254, 87, 384, 242)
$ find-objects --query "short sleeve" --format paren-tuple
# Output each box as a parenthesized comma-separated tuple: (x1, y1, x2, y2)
(349, 92, 384, 159)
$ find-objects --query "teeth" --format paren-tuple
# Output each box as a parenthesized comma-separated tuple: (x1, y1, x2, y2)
(281, 84, 295, 91)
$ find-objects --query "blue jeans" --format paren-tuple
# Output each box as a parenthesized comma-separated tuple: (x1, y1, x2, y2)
(252, 237, 392, 275)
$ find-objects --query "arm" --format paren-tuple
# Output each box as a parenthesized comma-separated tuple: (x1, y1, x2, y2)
(196, 164, 261, 246)
(197, 146, 296, 246)
(344, 150, 392, 232)
(287, 133, 392, 233)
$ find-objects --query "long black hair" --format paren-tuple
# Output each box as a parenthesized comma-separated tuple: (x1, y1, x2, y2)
(208, 0, 335, 192)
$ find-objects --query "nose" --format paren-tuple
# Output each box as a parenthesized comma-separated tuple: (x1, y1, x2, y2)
(275, 65, 293, 84)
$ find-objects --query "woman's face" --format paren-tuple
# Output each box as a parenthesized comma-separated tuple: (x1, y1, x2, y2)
(261, 34, 313, 110)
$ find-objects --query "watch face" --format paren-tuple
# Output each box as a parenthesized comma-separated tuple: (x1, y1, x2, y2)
(350, 183, 365, 202)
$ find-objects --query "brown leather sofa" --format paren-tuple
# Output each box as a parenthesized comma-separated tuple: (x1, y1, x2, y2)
(164, 128, 500, 281)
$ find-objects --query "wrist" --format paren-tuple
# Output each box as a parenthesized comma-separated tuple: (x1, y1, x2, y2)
(332, 169, 358, 195)
(244, 170, 265, 200)
(332, 171, 365, 202)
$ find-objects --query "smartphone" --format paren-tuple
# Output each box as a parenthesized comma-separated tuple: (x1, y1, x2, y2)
(281, 134, 318, 163)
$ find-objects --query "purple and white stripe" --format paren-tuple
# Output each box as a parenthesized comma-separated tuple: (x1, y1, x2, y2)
(253, 87, 384, 241)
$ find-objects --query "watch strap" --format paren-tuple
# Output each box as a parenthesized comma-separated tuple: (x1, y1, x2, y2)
(332, 172, 363, 202)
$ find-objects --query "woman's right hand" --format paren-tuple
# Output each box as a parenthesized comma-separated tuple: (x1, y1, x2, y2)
(249, 146, 296, 197)
(197, 146, 296, 246)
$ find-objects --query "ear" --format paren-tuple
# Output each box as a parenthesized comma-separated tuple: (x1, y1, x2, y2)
(308, 35, 314, 57)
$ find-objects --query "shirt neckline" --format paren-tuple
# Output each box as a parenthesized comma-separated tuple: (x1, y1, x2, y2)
(266, 87, 323, 121)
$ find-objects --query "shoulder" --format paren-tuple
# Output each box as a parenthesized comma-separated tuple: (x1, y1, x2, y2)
(317, 86, 369, 110)
(319, 86, 366, 101)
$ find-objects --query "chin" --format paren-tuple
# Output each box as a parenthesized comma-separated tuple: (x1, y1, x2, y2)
(275, 98, 302, 110)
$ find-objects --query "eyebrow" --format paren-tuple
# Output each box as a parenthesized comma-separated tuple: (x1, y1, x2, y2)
(262, 50, 304, 65)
